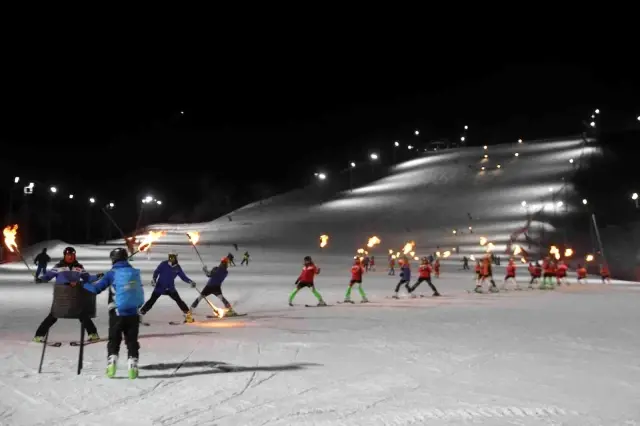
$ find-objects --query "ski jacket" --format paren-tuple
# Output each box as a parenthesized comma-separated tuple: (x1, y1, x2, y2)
(600, 265, 610, 276)
(556, 264, 568, 277)
(351, 264, 364, 281)
(39, 260, 97, 285)
(400, 264, 411, 281)
(152, 260, 192, 292)
(577, 267, 587, 278)
(506, 262, 516, 276)
(418, 264, 432, 279)
(298, 264, 319, 283)
(206, 266, 229, 287)
(34, 252, 51, 266)
(83, 261, 144, 316)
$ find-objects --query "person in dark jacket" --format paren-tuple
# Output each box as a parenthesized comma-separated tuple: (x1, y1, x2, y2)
(33, 248, 51, 282)
(139, 251, 196, 323)
(84, 248, 144, 379)
(240, 251, 250, 266)
(227, 252, 236, 266)
(33, 247, 101, 342)
(190, 257, 237, 316)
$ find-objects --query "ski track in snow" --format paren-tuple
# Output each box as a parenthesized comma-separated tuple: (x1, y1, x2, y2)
(2, 250, 640, 425)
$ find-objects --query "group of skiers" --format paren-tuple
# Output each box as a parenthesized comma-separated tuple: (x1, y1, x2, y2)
(32, 246, 239, 379)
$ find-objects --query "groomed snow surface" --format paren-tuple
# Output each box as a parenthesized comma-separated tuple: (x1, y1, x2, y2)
(1, 244, 640, 426)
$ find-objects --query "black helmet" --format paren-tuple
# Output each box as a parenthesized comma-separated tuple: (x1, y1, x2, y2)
(110, 248, 128, 264)
(63, 247, 76, 256)
(304, 256, 312, 262)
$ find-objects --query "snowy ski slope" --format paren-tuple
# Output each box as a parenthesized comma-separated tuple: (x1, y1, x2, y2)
(1, 137, 639, 425)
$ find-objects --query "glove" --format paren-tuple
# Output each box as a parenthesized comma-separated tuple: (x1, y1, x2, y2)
(190, 281, 196, 288)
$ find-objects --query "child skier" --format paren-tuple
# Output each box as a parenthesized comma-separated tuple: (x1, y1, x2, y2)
(409, 257, 440, 297)
(556, 260, 569, 286)
(369, 256, 376, 272)
(600, 264, 611, 284)
(474, 260, 482, 285)
(289, 256, 326, 306)
(140, 252, 196, 323)
(344, 258, 368, 303)
(240, 251, 250, 266)
(83, 248, 144, 379)
(393, 257, 411, 298)
(191, 257, 237, 316)
(434, 258, 441, 278)
(475, 255, 498, 293)
(502, 258, 519, 290)
(541, 257, 555, 289)
(388, 256, 396, 275)
(577, 264, 588, 284)
(33, 247, 101, 343)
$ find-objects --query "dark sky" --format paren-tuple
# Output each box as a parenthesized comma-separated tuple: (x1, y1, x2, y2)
(1, 55, 639, 240)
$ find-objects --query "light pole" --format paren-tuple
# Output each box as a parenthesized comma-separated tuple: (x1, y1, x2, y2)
(103, 202, 115, 242)
(632, 192, 638, 208)
(393, 141, 399, 163)
(47, 186, 57, 241)
(349, 162, 356, 192)
(87, 197, 96, 241)
(370, 152, 379, 176)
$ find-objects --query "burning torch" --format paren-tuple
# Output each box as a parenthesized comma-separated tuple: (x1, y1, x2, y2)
(186, 231, 225, 318)
(3, 225, 33, 272)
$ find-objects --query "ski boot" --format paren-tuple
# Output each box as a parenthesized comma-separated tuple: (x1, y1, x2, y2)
(360, 297, 369, 303)
(289, 302, 294, 307)
(88, 333, 100, 343)
(317, 300, 327, 307)
(128, 357, 139, 379)
(489, 285, 500, 293)
(392, 292, 400, 299)
(409, 293, 417, 299)
(225, 307, 238, 317)
(433, 292, 441, 297)
(184, 310, 194, 323)
(107, 355, 118, 378)
(33, 336, 45, 343)
(474, 286, 484, 294)
(343, 297, 354, 304)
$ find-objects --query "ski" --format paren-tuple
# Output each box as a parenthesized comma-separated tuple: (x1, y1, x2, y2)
(305, 304, 332, 307)
(205, 313, 247, 319)
(36, 341, 62, 347)
(336, 301, 355, 304)
(70, 339, 105, 347)
(141, 322, 151, 327)
(169, 321, 186, 325)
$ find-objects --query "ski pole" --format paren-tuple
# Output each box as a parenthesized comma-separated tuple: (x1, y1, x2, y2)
(37, 331, 49, 374)
(101, 207, 127, 242)
(14, 248, 33, 272)
(186, 233, 206, 268)
(193, 284, 221, 317)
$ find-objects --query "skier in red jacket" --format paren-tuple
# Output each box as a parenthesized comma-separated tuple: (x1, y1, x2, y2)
(343, 258, 368, 303)
(556, 260, 569, 286)
(502, 258, 519, 290)
(408, 257, 440, 297)
(289, 256, 326, 306)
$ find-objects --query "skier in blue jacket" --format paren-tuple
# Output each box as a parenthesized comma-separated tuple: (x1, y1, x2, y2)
(84, 248, 144, 379)
(140, 251, 196, 323)
(190, 256, 236, 316)
(33, 247, 101, 342)
(393, 257, 412, 298)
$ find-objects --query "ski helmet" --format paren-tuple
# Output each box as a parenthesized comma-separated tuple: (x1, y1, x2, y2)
(304, 256, 312, 263)
(168, 251, 178, 264)
(63, 247, 76, 256)
(110, 248, 128, 264)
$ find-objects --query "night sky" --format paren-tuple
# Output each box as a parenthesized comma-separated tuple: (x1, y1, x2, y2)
(1, 57, 639, 243)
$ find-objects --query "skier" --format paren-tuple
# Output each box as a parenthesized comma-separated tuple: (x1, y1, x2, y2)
(369, 256, 376, 272)
(191, 257, 237, 316)
(475, 255, 498, 293)
(343, 258, 368, 303)
(33, 248, 51, 282)
(289, 256, 326, 306)
(434, 258, 441, 278)
(33, 247, 101, 343)
(139, 252, 196, 324)
(556, 260, 569, 286)
(233, 243, 238, 251)
(474, 260, 482, 285)
(502, 258, 519, 290)
(600, 264, 611, 284)
(409, 257, 440, 297)
(240, 251, 250, 266)
(541, 257, 555, 289)
(462, 256, 469, 270)
(388, 256, 396, 275)
(227, 252, 236, 266)
(362, 256, 370, 272)
(527, 262, 538, 288)
(83, 248, 144, 379)
(576, 264, 588, 284)
(393, 257, 411, 298)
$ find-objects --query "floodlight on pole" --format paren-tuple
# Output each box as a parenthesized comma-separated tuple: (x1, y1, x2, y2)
(582, 198, 588, 205)
(14, 176, 19, 184)
(460, 137, 465, 142)
(69, 194, 74, 199)
(317, 173, 327, 180)
(521, 201, 527, 207)
(414, 130, 419, 136)
(595, 109, 600, 114)
(464, 125, 468, 130)
(50, 186, 57, 194)
(407, 145, 413, 150)
(108, 202, 115, 209)
(156, 200, 162, 205)
(370, 153, 379, 160)
(89, 197, 95, 204)
(394, 141, 399, 147)
(632, 193, 638, 200)
(590, 121, 596, 128)
(350, 162, 356, 168)
(518, 139, 523, 143)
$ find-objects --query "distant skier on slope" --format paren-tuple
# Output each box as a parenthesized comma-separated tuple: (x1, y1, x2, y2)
(139, 252, 196, 324)
(392, 257, 412, 299)
(576, 264, 588, 284)
(556, 260, 568, 286)
(388, 256, 396, 275)
(502, 258, 519, 290)
(289, 256, 326, 307)
(227, 252, 236, 266)
(241, 251, 250, 266)
(343, 258, 368, 303)
(475, 255, 498, 293)
(33, 248, 51, 282)
(408, 257, 440, 297)
(600, 264, 611, 284)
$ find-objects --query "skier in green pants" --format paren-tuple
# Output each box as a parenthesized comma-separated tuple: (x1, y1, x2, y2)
(344, 258, 368, 303)
(289, 256, 326, 306)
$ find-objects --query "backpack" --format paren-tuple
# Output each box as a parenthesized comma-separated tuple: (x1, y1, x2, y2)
(112, 267, 144, 315)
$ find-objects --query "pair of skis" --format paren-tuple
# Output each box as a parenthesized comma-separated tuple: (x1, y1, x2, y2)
(37, 338, 106, 347)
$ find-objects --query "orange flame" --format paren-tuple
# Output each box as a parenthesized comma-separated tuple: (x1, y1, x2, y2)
(391, 254, 397, 259)
(3, 224, 18, 253)
(443, 250, 451, 258)
(138, 231, 166, 252)
(320, 234, 329, 248)
(520, 257, 528, 263)
(513, 245, 522, 255)
(367, 236, 381, 248)
(388, 249, 393, 255)
(357, 248, 365, 254)
(486, 242, 495, 252)
(586, 254, 594, 262)
(402, 241, 415, 255)
(413, 256, 419, 261)
(549, 245, 559, 255)
(564, 248, 573, 257)
(436, 251, 441, 258)
(187, 231, 200, 245)
(479, 237, 487, 246)
(409, 251, 415, 257)
(217, 308, 227, 319)
(554, 252, 561, 260)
